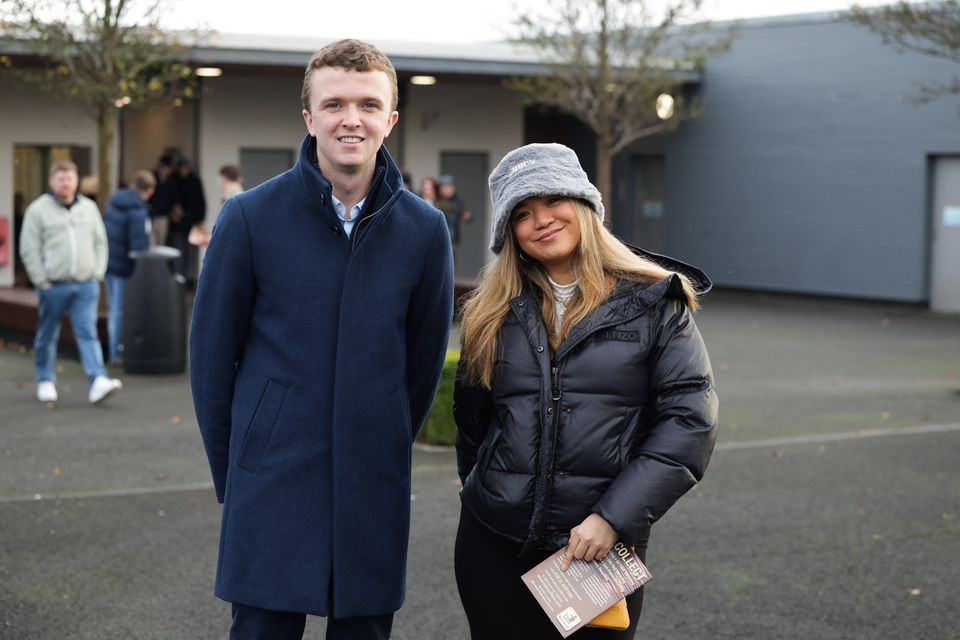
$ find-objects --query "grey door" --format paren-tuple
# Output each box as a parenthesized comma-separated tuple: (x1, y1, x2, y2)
(440, 151, 489, 280)
(239, 148, 295, 190)
(930, 157, 960, 312)
(630, 156, 666, 253)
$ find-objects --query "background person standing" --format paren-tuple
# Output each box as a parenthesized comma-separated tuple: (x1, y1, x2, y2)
(169, 159, 206, 284)
(103, 170, 154, 365)
(18, 160, 123, 405)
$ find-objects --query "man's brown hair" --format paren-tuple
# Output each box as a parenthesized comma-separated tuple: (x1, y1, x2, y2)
(219, 164, 242, 182)
(301, 39, 398, 112)
(132, 170, 157, 193)
(49, 159, 78, 177)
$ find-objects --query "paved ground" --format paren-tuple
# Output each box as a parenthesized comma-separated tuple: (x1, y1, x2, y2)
(1, 290, 958, 639)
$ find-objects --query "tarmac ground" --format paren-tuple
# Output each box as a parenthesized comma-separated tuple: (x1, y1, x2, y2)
(1, 289, 958, 639)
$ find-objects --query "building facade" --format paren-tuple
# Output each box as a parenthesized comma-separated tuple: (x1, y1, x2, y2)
(2, 13, 958, 309)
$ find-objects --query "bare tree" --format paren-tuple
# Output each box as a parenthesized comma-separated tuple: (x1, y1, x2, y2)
(849, 1, 960, 103)
(507, 0, 735, 225)
(0, 0, 205, 204)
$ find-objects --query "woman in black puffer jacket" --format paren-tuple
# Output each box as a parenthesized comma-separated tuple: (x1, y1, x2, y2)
(454, 144, 718, 640)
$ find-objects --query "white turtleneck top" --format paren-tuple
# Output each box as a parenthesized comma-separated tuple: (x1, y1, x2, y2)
(548, 276, 579, 332)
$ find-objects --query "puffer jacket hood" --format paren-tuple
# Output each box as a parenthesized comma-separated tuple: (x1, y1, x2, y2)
(454, 255, 718, 553)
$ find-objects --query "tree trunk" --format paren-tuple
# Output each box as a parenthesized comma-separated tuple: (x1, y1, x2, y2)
(595, 136, 613, 230)
(96, 102, 115, 208)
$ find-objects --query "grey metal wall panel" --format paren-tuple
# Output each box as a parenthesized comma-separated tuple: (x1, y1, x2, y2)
(615, 17, 960, 302)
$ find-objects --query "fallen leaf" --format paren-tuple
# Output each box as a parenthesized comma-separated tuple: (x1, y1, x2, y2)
(943, 513, 954, 521)
(171, 415, 183, 425)
(871, 533, 883, 541)
(155, 473, 167, 481)
(908, 588, 922, 597)
(15, 382, 24, 390)
(45, 402, 56, 411)
(53, 467, 61, 477)
(881, 411, 891, 420)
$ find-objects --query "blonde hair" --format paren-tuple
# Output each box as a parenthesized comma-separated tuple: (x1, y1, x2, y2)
(460, 200, 700, 388)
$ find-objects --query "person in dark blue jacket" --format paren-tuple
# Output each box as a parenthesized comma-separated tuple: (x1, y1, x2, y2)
(103, 171, 154, 364)
(189, 39, 454, 640)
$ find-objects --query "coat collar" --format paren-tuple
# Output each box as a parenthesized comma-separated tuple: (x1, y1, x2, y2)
(294, 134, 404, 217)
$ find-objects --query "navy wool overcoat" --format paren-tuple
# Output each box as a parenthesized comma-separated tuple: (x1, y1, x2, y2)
(190, 134, 454, 617)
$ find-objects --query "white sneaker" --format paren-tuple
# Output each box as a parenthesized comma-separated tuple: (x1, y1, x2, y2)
(89, 376, 122, 404)
(37, 381, 58, 403)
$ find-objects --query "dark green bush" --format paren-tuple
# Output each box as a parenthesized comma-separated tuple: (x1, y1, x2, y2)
(419, 350, 459, 445)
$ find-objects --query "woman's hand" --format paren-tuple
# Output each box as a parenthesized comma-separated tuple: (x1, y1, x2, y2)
(561, 513, 617, 571)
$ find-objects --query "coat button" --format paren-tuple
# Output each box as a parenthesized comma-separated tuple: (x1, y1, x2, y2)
(518, 301, 525, 307)
(330, 224, 341, 235)
(546, 407, 553, 415)
(537, 346, 544, 353)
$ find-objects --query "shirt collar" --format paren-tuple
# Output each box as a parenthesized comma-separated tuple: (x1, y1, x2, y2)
(330, 193, 366, 222)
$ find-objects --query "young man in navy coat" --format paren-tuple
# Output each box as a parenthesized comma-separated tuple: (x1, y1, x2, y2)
(189, 39, 454, 640)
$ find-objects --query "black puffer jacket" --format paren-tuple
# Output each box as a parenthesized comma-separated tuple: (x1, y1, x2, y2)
(454, 253, 718, 552)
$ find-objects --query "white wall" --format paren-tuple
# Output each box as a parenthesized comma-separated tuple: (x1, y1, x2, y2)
(121, 103, 196, 180)
(0, 70, 99, 287)
(402, 80, 524, 264)
(197, 72, 306, 229)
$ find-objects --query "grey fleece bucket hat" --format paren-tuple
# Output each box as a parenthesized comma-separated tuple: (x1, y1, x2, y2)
(488, 143, 604, 254)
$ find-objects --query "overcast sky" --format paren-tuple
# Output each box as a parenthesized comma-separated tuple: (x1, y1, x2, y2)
(166, 0, 904, 44)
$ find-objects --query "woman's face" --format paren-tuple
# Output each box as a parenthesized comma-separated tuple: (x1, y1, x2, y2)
(420, 179, 436, 198)
(511, 196, 581, 276)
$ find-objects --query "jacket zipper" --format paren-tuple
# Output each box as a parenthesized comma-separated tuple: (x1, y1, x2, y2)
(66, 208, 78, 279)
(349, 169, 396, 251)
(538, 362, 563, 541)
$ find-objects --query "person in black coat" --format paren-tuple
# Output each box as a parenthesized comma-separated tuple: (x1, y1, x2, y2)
(169, 159, 206, 283)
(453, 143, 719, 640)
(103, 170, 154, 364)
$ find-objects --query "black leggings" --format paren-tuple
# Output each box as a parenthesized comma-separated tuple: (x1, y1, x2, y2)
(455, 508, 646, 640)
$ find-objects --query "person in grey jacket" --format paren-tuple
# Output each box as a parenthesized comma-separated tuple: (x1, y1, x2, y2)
(453, 144, 718, 639)
(19, 160, 123, 404)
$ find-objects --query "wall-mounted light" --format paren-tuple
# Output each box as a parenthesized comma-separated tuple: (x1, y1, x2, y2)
(195, 67, 223, 77)
(656, 93, 674, 120)
(410, 75, 437, 86)
(114, 95, 132, 108)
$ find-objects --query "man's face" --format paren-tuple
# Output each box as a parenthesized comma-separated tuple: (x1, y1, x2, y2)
(49, 169, 79, 204)
(302, 66, 398, 179)
(439, 183, 455, 199)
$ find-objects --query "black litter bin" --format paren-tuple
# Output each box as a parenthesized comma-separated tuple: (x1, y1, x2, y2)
(122, 246, 186, 374)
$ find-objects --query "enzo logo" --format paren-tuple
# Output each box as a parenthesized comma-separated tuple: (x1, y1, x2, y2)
(603, 330, 639, 342)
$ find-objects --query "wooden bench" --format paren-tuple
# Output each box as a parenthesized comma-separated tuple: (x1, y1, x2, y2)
(0, 286, 109, 350)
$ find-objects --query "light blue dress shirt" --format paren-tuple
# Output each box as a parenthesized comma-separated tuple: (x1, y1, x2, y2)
(330, 194, 366, 238)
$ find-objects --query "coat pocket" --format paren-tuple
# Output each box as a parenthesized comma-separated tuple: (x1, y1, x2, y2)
(237, 379, 289, 473)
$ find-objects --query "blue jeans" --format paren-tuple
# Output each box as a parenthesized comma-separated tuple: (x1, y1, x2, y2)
(104, 274, 126, 362)
(34, 280, 107, 386)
